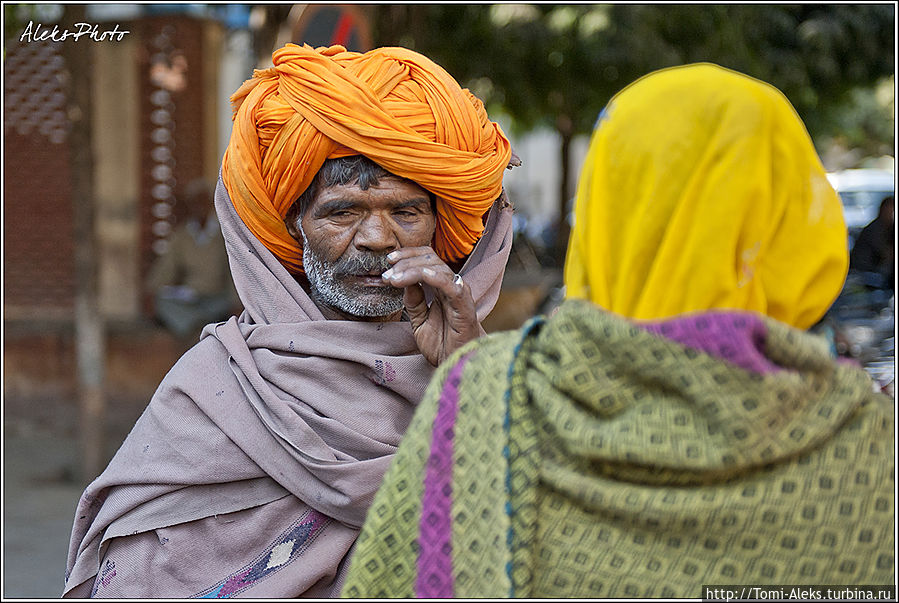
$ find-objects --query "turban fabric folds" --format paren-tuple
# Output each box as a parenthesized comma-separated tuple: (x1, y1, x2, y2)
(565, 63, 848, 329)
(222, 44, 513, 274)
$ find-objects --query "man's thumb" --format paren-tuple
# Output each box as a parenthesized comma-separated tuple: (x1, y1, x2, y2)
(403, 284, 428, 327)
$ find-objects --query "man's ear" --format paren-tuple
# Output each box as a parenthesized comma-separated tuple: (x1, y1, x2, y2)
(283, 217, 297, 241)
(284, 203, 303, 242)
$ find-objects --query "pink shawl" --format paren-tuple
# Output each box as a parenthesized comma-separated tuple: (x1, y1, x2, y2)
(62, 175, 513, 597)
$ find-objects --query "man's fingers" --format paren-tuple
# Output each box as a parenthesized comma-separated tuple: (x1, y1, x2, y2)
(382, 264, 460, 297)
(386, 247, 434, 263)
(384, 247, 458, 293)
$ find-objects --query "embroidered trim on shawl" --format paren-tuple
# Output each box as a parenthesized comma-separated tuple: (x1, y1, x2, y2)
(504, 316, 545, 596)
(194, 508, 330, 598)
(415, 352, 472, 598)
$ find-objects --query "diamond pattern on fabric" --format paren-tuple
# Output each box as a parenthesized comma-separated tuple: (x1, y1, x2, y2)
(341, 300, 894, 598)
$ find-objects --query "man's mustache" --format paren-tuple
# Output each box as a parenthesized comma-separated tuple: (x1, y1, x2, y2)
(331, 252, 392, 277)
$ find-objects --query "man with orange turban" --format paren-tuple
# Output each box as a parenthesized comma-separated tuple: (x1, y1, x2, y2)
(63, 44, 517, 598)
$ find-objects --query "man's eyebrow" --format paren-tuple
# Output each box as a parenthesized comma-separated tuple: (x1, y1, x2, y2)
(314, 196, 433, 216)
(315, 199, 359, 215)
(393, 197, 432, 210)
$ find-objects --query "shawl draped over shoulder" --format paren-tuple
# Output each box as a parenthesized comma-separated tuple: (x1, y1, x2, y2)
(63, 43, 515, 598)
(342, 301, 894, 598)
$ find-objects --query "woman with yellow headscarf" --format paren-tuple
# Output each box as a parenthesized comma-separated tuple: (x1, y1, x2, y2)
(565, 63, 848, 329)
(342, 64, 894, 598)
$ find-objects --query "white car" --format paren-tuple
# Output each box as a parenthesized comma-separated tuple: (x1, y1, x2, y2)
(826, 168, 895, 243)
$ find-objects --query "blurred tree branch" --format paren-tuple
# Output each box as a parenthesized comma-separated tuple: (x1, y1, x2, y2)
(371, 4, 895, 257)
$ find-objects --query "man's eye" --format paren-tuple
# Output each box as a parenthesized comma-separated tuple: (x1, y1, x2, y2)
(394, 210, 417, 218)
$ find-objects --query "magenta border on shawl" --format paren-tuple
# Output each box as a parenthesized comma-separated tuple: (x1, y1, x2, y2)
(415, 352, 473, 598)
(639, 311, 783, 375)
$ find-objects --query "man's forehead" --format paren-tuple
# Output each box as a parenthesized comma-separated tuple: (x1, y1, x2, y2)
(312, 178, 431, 204)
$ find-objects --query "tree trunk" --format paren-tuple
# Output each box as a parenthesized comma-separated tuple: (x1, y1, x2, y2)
(61, 5, 106, 484)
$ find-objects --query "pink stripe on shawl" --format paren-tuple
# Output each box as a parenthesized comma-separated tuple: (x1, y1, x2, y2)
(415, 352, 473, 598)
(640, 311, 783, 374)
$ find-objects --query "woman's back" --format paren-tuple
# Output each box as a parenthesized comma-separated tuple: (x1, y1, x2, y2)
(340, 64, 895, 598)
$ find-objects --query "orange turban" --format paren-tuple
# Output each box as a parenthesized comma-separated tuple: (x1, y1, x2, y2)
(222, 44, 514, 274)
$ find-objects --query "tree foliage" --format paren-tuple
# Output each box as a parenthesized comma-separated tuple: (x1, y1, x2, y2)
(373, 4, 894, 237)
(374, 4, 894, 142)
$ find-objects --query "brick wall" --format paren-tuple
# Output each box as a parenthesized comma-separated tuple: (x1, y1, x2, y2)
(4, 16, 215, 321)
(3, 40, 76, 318)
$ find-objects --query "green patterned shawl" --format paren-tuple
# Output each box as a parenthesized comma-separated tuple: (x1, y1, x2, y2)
(342, 299, 894, 598)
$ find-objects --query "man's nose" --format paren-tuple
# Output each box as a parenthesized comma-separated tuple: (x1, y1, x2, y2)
(354, 213, 399, 253)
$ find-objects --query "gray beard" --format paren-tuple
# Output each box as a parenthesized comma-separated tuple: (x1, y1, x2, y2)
(301, 229, 405, 318)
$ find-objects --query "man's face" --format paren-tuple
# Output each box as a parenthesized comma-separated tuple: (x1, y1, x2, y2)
(298, 177, 436, 320)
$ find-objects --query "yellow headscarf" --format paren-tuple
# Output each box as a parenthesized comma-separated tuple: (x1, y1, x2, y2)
(564, 63, 848, 329)
(222, 44, 513, 274)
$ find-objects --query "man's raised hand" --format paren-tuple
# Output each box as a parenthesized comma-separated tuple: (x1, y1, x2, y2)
(382, 246, 480, 366)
